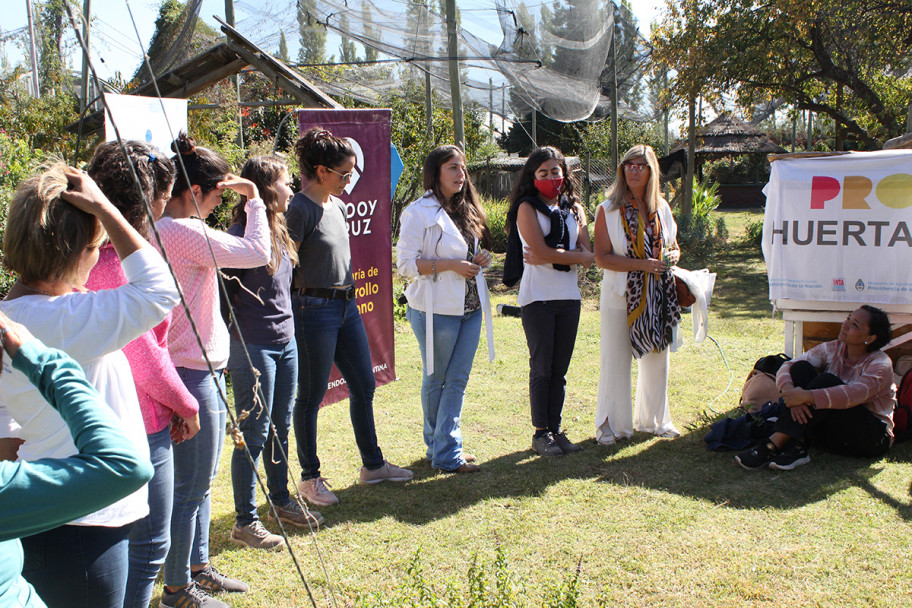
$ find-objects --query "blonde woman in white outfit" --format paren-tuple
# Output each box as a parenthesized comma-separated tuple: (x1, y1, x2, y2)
(593, 145, 682, 445)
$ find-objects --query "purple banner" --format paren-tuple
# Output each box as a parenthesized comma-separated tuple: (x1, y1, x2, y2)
(297, 109, 395, 406)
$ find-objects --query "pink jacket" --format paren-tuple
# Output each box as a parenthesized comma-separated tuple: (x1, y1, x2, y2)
(86, 244, 199, 434)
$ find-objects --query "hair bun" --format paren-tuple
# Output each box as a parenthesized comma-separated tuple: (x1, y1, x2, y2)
(171, 132, 197, 156)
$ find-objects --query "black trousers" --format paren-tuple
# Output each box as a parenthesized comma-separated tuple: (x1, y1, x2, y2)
(773, 360, 890, 457)
(521, 299, 581, 431)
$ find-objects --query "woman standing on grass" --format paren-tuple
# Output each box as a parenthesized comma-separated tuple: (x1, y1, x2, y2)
(592, 144, 682, 445)
(85, 141, 201, 608)
(155, 133, 271, 608)
(224, 156, 323, 551)
(736, 305, 894, 470)
(504, 146, 593, 457)
(0, 163, 178, 608)
(288, 127, 412, 507)
(397, 144, 493, 474)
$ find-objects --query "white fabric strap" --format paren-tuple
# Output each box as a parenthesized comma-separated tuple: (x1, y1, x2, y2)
(474, 238, 495, 364)
(423, 273, 436, 375)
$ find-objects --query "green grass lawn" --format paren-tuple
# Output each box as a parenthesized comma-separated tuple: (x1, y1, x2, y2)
(191, 209, 912, 607)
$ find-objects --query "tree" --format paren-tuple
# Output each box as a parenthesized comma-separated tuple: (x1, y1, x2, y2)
(134, 0, 218, 84)
(277, 31, 289, 62)
(653, 0, 912, 147)
(338, 13, 359, 64)
(361, 3, 379, 63)
(297, 0, 326, 65)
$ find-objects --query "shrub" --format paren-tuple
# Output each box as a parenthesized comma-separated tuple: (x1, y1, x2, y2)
(484, 196, 509, 254)
(743, 218, 764, 251)
(675, 178, 727, 267)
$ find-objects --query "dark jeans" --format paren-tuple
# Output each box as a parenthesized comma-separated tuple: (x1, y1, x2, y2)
(228, 339, 297, 525)
(22, 523, 131, 608)
(521, 299, 581, 432)
(774, 360, 891, 457)
(292, 293, 384, 479)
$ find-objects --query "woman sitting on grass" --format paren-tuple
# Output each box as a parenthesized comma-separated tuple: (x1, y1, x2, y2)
(736, 305, 895, 471)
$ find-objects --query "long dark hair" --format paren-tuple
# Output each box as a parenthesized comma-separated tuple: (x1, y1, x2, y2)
(422, 145, 490, 248)
(87, 140, 175, 237)
(294, 127, 354, 179)
(860, 305, 891, 351)
(506, 146, 579, 234)
(169, 131, 231, 198)
(231, 156, 299, 274)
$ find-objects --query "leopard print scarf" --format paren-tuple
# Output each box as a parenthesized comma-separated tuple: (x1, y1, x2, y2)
(621, 199, 680, 358)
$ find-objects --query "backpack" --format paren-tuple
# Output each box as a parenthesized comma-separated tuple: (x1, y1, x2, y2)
(894, 368, 912, 443)
(739, 353, 791, 413)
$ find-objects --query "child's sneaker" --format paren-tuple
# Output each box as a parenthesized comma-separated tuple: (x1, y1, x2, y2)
(769, 440, 810, 471)
(735, 441, 778, 470)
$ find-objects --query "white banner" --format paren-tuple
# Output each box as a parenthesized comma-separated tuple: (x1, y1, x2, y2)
(103, 93, 187, 156)
(762, 150, 912, 304)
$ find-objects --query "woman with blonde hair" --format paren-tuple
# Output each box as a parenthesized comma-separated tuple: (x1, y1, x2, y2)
(592, 144, 682, 445)
(0, 163, 179, 608)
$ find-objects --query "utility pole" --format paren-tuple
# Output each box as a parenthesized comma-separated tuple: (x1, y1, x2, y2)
(445, 0, 465, 150)
(225, 0, 244, 149)
(488, 77, 494, 143)
(610, 37, 618, 170)
(425, 71, 433, 141)
(26, 0, 41, 98)
(79, 0, 91, 112)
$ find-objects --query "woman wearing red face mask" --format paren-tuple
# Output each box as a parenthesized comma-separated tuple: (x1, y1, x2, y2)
(504, 146, 594, 457)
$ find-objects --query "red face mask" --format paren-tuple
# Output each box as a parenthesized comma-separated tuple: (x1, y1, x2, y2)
(533, 177, 563, 200)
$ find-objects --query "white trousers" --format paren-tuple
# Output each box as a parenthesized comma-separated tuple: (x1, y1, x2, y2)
(595, 297, 677, 443)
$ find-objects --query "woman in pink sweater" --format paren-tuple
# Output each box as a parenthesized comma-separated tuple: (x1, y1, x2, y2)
(736, 305, 895, 471)
(85, 140, 200, 608)
(155, 133, 270, 608)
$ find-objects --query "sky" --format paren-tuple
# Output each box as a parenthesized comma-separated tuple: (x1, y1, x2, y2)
(4, 0, 667, 81)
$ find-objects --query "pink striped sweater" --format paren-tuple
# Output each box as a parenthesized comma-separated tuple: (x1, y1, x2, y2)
(86, 244, 199, 434)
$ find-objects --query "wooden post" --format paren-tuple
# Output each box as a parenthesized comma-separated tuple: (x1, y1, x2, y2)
(26, 0, 41, 98)
(225, 0, 244, 150)
(806, 109, 813, 151)
(79, 0, 91, 112)
(445, 0, 465, 150)
(684, 96, 696, 214)
(610, 37, 618, 170)
(425, 71, 433, 141)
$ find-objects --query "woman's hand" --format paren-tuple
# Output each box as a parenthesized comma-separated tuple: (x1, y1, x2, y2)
(781, 387, 814, 408)
(642, 257, 670, 275)
(522, 245, 555, 266)
(170, 413, 201, 444)
(789, 403, 814, 425)
(60, 167, 115, 217)
(218, 174, 259, 200)
(665, 248, 681, 265)
(0, 311, 30, 364)
(472, 249, 492, 269)
(449, 259, 482, 279)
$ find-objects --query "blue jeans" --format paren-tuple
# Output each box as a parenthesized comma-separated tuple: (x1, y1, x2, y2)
(164, 368, 226, 587)
(228, 339, 297, 525)
(406, 306, 482, 471)
(124, 426, 174, 608)
(21, 523, 131, 608)
(293, 294, 384, 479)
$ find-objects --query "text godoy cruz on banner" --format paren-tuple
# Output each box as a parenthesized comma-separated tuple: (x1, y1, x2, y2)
(762, 150, 912, 304)
(298, 109, 395, 406)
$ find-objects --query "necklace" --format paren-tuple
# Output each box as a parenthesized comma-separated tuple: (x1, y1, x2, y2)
(16, 282, 57, 297)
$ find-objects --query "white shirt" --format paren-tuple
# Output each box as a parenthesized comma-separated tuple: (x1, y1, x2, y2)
(0, 247, 179, 526)
(516, 203, 582, 307)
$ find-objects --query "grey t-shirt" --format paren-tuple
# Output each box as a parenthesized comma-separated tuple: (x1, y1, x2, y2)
(286, 192, 354, 290)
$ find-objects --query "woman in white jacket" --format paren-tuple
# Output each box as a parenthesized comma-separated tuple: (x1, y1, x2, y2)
(397, 145, 493, 474)
(593, 144, 682, 445)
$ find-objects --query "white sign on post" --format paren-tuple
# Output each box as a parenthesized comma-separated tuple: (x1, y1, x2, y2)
(103, 93, 188, 156)
(762, 150, 912, 305)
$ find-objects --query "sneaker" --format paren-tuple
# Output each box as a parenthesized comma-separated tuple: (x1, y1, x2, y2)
(769, 440, 810, 471)
(298, 477, 339, 506)
(229, 521, 285, 550)
(359, 460, 414, 484)
(451, 462, 481, 473)
(597, 433, 617, 446)
(159, 582, 228, 608)
(268, 500, 324, 528)
(532, 432, 564, 457)
(191, 564, 248, 593)
(735, 441, 779, 470)
(552, 431, 582, 454)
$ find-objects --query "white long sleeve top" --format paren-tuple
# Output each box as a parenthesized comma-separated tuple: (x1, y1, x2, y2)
(0, 246, 179, 526)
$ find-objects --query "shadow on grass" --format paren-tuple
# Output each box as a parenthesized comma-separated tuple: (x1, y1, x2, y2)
(708, 243, 770, 320)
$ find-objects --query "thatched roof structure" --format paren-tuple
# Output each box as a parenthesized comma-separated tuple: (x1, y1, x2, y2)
(672, 112, 787, 157)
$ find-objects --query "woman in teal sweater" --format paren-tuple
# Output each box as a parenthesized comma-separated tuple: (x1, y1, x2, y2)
(0, 313, 154, 608)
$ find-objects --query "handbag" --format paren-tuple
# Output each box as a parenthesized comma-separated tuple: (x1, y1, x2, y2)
(674, 275, 696, 307)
